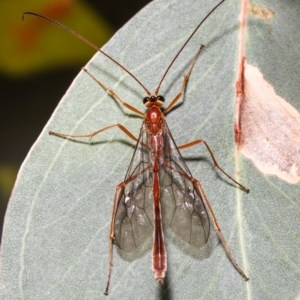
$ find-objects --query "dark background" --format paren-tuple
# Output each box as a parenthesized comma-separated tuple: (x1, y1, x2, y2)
(0, 0, 151, 240)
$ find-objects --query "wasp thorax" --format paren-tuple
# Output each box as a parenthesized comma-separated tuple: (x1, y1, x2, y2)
(145, 106, 164, 134)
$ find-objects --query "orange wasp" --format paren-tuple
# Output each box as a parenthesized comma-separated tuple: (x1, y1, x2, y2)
(23, 0, 249, 295)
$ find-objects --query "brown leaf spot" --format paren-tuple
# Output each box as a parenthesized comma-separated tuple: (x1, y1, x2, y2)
(238, 62, 300, 184)
(250, 5, 275, 20)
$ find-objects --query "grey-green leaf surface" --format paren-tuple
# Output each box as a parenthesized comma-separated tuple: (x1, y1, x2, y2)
(1, 0, 300, 299)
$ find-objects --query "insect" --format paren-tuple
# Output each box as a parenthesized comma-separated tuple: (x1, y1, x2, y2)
(23, 0, 249, 295)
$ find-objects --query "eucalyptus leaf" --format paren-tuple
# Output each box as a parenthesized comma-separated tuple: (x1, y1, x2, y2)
(1, 0, 300, 299)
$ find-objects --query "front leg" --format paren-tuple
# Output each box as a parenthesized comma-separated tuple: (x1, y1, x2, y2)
(164, 44, 205, 114)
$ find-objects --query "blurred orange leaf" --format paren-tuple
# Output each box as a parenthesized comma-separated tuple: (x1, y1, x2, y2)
(0, 0, 113, 76)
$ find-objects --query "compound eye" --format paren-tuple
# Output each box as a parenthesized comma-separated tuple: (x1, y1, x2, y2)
(157, 95, 165, 102)
(143, 97, 149, 104)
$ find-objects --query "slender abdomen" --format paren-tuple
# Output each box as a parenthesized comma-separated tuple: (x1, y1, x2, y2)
(152, 158, 167, 282)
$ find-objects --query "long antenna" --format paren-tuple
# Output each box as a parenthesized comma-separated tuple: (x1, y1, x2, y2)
(22, 1, 225, 98)
(155, 0, 225, 96)
(22, 12, 152, 97)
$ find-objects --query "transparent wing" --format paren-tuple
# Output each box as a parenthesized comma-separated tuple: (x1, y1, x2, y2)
(160, 124, 210, 247)
(114, 121, 210, 251)
(114, 124, 154, 252)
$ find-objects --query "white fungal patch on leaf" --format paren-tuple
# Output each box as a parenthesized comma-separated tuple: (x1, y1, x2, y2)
(238, 62, 300, 184)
